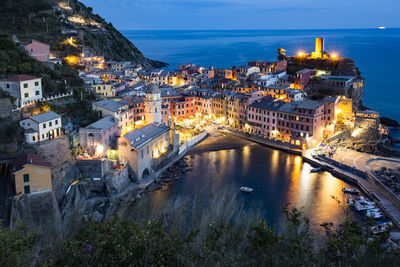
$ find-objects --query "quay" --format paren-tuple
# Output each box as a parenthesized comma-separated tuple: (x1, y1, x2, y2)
(222, 128, 400, 228)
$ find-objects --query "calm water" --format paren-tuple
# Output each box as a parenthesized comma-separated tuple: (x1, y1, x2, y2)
(147, 138, 358, 232)
(123, 29, 400, 137)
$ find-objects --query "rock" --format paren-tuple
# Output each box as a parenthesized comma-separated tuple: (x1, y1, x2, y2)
(91, 211, 103, 222)
(381, 117, 400, 128)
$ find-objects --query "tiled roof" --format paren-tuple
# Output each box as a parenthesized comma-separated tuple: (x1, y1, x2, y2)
(13, 154, 51, 173)
(124, 123, 169, 149)
(28, 111, 60, 123)
(4, 74, 39, 82)
(295, 100, 323, 110)
(249, 97, 285, 111)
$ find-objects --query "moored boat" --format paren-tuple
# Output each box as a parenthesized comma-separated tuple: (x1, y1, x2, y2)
(371, 222, 393, 234)
(366, 211, 384, 219)
(310, 167, 322, 173)
(342, 188, 360, 194)
(240, 186, 254, 193)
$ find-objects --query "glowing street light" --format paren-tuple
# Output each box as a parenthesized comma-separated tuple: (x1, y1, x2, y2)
(297, 51, 306, 57)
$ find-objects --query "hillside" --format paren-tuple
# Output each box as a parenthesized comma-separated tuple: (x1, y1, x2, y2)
(0, 0, 166, 70)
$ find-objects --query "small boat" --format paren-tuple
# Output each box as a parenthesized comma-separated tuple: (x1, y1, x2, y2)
(378, 26, 386, 30)
(310, 167, 322, 173)
(240, 186, 254, 193)
(342, 188, 360, 194)
(371, 222, 393, 234)
(366, 211, 384, 219)
(367, 208, 380, 212)
(161, 186, 168, 191)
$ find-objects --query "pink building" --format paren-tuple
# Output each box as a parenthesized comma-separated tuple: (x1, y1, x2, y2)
(277, 100, 325, 148)
(294, 69, 315, 90)
(22, 40, 50, 62)
(246, 97, 285, 138)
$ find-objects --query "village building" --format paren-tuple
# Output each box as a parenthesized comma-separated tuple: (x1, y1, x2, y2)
(13, 154, 52, 195)
(22, 40, 50, 62)
(247, 97, 285, 138)
(236, 65, 260, 83)
(92, 99, 134, 135)
(118, 123, 179, 180)
(294, 69, 316, 90)
(79, 115, 120, 157)
(277, 100, 325, 148)
(0, 75, 43, 107)
(19, 111, 62, 144)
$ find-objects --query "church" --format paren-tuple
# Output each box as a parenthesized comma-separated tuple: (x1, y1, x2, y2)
(118, 83, 179, 181)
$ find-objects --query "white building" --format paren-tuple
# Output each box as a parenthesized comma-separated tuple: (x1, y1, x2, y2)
(237, 66, 260, 83)
(19, 111, 62, 144)
(145, 83, 162, 124)
(0, 75, 43, 107)
(118, 123, 175, 180)
(285, 89, 306, 102)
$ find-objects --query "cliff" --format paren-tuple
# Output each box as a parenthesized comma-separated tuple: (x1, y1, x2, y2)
(0, 0, 166, 70)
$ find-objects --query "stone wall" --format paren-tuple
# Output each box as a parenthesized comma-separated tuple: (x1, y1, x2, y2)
(75, 159, 113, 179)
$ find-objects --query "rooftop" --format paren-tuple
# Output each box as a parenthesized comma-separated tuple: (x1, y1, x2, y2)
(13, 154, 52, 173)
(27, 111, 61, 123)
(93, 100, 125, 112)
(249, 97, 285, 111)
(124, 123, 169, 148)
(84, 115, 118, 131)
(3, 74, 39, 82)
(322, 96, 339, 103)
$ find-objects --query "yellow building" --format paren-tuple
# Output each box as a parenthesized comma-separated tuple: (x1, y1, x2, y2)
(92, 84, 114, 97)
(13, 154, 52, 195)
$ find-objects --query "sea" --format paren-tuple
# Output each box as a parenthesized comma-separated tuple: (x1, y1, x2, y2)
(121, 29, 399, 231)
(123, 28, 400, 138)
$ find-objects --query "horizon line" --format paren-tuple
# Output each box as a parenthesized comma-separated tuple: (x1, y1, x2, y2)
(119, 27, 400, 31)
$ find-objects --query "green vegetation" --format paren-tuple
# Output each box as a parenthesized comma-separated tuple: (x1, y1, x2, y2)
(0, 35, 83, 96)
(2, 190, 399, 266)
(0, 0, 166, 69)
(48, 87, 100, 127)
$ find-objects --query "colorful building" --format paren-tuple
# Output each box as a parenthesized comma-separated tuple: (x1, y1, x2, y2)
(13, 154, 52, 195)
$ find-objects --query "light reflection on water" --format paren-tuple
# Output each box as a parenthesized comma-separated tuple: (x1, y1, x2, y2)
(146, 139, 357, 233)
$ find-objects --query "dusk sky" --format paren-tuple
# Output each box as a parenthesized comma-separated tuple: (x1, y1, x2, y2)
(80, 0, 400, 30)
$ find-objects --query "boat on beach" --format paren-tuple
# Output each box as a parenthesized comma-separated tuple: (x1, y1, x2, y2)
(342, 188, 360, 194)
(240, 186, 254, 193)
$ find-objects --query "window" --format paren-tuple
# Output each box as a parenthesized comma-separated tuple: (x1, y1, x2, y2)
(24, 93, 29, 98)
(43, 123, 46, 128)
(49, 121, 52, 127)
(23, 174, 30, 183)
(23, 83, 28, 88)
(35, 90, 40, 96)
(55, 119, 58, 125)
(24, 185, 30, 194)
(34, 81, 39, 86)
